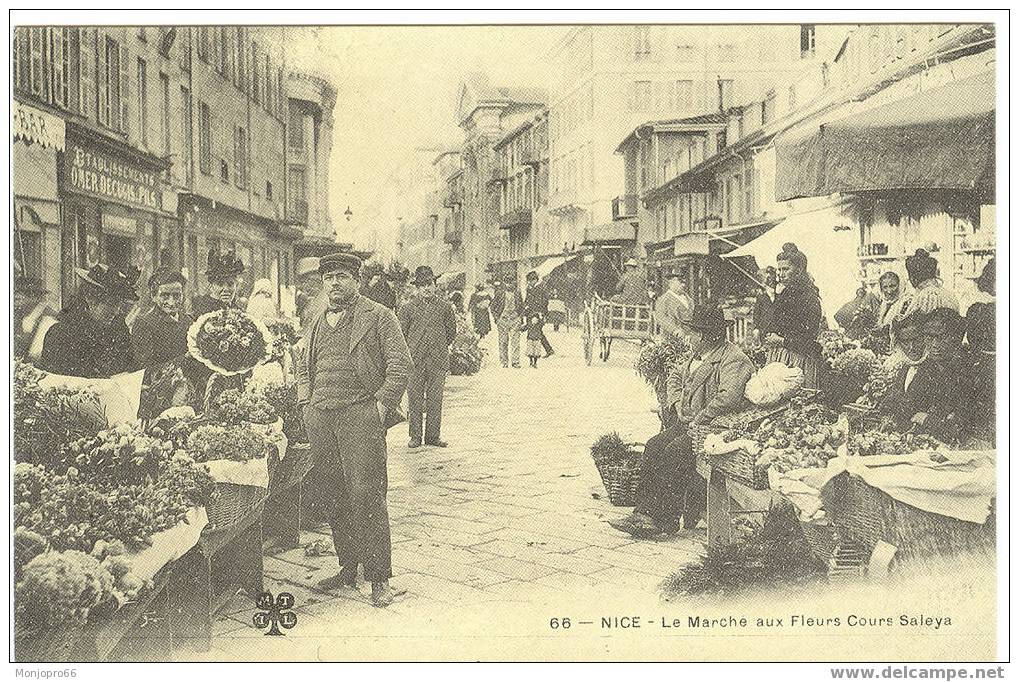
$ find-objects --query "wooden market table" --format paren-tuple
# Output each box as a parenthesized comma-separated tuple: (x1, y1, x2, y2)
(696, 458, 785, 548)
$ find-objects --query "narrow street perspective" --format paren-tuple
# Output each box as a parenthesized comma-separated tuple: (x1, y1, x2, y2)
(193, 330, 703, 659)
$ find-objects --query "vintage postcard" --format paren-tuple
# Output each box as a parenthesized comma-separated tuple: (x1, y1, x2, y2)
(8, 12, 1006, 667)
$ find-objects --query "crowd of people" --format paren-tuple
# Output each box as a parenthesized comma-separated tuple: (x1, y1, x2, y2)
(612, 241, 996, 540)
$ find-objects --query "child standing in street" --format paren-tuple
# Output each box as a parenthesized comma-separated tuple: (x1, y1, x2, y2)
(525, 314, 544, 368)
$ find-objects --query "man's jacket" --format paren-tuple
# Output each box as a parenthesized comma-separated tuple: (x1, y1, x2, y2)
(397, 296, 458, 372)
(297, 295, 412, 409)
(666, 341, 755, 423)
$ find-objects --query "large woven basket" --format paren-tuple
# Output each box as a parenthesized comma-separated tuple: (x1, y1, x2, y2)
(206, 482, 268, 529)
(692, 423, 770, 490)
(825, 472, 994, 562)
(591, 443, 645, 507)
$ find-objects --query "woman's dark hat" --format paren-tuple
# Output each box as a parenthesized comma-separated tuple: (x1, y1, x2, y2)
(206, 249, 245, 280)
(319, 251, 362, 276)
(686, 305, 728, 335)
(75, 263, 140, 301)
(412, 265, 436, 286)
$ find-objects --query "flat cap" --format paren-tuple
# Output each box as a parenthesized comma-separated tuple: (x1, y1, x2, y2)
(318, 251, 362, 275)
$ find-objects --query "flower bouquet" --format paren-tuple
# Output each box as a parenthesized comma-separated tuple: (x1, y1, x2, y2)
(266, 317, 299, 363)
(206, 388, 279, 426)
(187, 308, 274, 376)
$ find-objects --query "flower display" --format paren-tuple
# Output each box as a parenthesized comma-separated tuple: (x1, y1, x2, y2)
(187, 308, 274, 376)
(185, 423, 271, 463)
(66, 422, 176, 486)
(206, 388, 278, 426)
(634, 336, 690, 390)
(818, 330, 856, 367)
(266, 318, 299, 362)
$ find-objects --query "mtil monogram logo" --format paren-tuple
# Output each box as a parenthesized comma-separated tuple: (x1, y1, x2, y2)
(253, 591, 298, 636)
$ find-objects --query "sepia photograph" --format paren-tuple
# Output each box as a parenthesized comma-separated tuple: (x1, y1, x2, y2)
(8, 10, 1006, 668)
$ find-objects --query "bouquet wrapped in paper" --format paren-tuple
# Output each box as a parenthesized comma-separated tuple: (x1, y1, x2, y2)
(187, 308, 274, 376)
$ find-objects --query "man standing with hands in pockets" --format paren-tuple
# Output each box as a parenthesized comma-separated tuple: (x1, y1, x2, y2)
(399, 265, 458, 449)
(297, 251, 412, 607)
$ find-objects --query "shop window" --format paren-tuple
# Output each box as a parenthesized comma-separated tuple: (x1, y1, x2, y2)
(104, 234, 134, 274)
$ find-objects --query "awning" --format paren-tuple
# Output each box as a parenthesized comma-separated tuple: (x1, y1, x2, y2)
(775, 71, 994, 201)
(533, 253, 579, 281)
(13, 100, 65, 151)
(723, 204, 860, 322)
(581, 221, 637, 246)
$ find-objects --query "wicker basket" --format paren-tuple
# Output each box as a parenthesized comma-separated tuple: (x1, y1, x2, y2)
(692, 423, 770, 490)
(800, 519, 839, 563)
(825, 472, 994, 561)
(591, 443, 645, 507)
(206, 482, 268, 529)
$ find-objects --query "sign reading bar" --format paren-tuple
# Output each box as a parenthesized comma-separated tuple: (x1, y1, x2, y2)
(13, 101, 65, 150)
(63, 139, 161, 212)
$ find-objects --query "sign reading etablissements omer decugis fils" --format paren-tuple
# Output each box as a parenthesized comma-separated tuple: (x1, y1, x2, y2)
(63, 139, 162, 212)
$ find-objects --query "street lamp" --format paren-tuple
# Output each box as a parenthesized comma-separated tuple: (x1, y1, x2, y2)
(344, 206, 353, 222)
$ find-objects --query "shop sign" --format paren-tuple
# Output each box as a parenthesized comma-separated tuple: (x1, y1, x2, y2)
(63, 139, 161, 212)
(13, 101, 65, 151)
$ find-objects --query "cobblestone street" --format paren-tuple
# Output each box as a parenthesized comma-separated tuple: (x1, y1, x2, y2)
(192, 328, 706, 660)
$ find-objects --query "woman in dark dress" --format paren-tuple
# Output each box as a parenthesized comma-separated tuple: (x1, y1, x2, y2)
(762, 243, 824, 388)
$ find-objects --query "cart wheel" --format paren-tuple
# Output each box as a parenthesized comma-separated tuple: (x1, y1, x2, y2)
(582, 308, 594, 365)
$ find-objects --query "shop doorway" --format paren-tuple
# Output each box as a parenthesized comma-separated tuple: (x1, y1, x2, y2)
(103, 234, 134, 273)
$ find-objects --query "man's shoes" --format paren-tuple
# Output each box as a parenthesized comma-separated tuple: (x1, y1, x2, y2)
(608, 512, 661, 539)
(424, 439, 448, 448)
(545, 349, 555, 358)
(511, 364, 521, 368)
(371, 581, 407, 608)
(408, 438, 422, 449)
(317, 567, 357, 591)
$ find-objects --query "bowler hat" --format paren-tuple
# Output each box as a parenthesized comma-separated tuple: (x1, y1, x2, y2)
(318, 251, 362, 276)
(206, 249, 245, 280)
(411, 265, 436, 286)
(296, 257, 320, 279)
(687, 305, 727, 336)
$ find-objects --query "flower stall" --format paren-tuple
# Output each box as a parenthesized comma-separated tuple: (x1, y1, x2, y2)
(13, 307, 312, 661)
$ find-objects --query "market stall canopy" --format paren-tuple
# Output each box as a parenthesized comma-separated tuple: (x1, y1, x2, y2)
(533, 253, 579, 281)
(775, 71, 994, 201)
(436, 269, 466, 289)
(722, 204, 859, 322)
(13, 100, 65, 151)
(581, 221, 637, 246)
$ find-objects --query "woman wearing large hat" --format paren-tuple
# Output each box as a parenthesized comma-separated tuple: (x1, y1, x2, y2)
(38, 263, 140, 378)
(192, 248, 246, 317)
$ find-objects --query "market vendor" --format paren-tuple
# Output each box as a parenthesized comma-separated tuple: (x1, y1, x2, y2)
(192, 249, 245, 317)
(131, 268, 192, 369)
(882, 309, 966, 444)
(654, 272, 693, 338)
(298, 251, 412, 607)
(610, 305, 755, 538)
(39, 264, 139, 378)
(762, 243, 824, 389)
(902, 248, 959, 316)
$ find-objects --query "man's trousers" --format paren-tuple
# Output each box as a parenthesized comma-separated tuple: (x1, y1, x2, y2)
(304, 400, 392, 582)
(408, 360, 447, 443)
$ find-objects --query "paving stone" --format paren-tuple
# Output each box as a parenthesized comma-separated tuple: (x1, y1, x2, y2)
(474, 556, 561, 581)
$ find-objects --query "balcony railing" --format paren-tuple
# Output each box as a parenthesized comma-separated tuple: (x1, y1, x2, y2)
(287, 199, 309, 224)
(612, 194, 639, 220)
(499, 207, 532, 230)
(488, 166, 508, 184)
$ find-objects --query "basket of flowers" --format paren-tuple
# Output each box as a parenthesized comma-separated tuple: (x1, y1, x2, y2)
(187, 308, 274, 377)
(184, 423, 272, 529)
(590, 432, 645, 507)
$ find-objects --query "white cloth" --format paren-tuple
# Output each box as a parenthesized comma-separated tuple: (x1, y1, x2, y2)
(38, 369, 146, 424)
(205, 457, 270, 488)
(127, 507, 208, 582)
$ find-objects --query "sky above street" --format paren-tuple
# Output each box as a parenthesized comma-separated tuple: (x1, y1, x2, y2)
(285, 26, 570, 253)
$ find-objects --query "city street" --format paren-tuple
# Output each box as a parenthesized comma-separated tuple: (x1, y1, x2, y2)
(189, 327, 706, 660)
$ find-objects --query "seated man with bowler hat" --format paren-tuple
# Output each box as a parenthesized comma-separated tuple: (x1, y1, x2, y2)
(39, 264, 141, 378)
(398, 265, 458, 448)
(296, 251, 412, 607)
(193, 249, 245, 317)
(610, 305, 755, 538)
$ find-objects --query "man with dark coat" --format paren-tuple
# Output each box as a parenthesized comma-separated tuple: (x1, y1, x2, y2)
(611, 305, 755, 537)
(398, 265, 458, 449)
(192, 249, 245, 317)
(523, 270, 554, 357)
(39, 264, 140, 378)
(297, 251, 412, 607)
(131, 268, 195, 417)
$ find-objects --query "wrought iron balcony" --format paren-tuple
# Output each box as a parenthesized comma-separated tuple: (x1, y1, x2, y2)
(499, 207, 532, 230)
